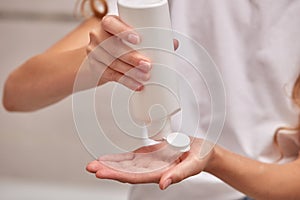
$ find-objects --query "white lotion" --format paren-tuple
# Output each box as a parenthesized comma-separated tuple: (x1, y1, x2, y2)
(118, 0, 181, 140)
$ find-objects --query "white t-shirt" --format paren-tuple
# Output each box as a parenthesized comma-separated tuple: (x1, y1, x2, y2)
(125, 0, 300, 199)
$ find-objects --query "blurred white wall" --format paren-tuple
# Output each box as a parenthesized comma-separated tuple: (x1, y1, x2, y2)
(0, 0, 129, 199)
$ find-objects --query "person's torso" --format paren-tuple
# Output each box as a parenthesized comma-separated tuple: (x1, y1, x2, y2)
(129, 0, 300, 199)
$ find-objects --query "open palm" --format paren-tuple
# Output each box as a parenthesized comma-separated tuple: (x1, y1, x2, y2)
(86, 137, 213, 190)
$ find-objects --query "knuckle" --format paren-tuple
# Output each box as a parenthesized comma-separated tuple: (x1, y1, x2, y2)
(87, 50, 97, 60)
(107, 70, 120, 81)
(95, 171, 104, 179)
(127, 52, 140, 66)
(174, 174, 184, 183)
(86, 45, 94, 54)
(108, 61, 116, 71)
(89, 29, 98, 39)
(108, 45, 119, 57)
(106, 37, 123, 56)
(87, 46, 106, 63)
(89, 29, 99, 44)
(109, 60, 119, 70)
(101, 15, 114, 30)
(88, 58, 97, 67)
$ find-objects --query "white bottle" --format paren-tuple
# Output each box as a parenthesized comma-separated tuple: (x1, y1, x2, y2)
(118, 0, 181, 140)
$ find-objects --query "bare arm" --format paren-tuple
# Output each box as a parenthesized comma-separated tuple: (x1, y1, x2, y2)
(86, 137, 300, 200)
(160, 141, 300, 199)
(3, 48, 86, 111)
(3, 18, 96, 111)
(203, 145, 300, 200)
(3, 16, 151, 111)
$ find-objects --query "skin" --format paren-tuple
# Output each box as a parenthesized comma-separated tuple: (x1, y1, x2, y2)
(3, 16, 152, 111)
(3, 15, 300, 199)
(3, 15, 178, 112)
(87, 137, 300, 200)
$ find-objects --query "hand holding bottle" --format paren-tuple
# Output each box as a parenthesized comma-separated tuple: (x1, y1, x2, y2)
(86, 15, 153, 91)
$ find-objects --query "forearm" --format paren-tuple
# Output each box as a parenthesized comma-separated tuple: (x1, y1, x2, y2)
(3, 47, 87, 111)
(205, 145, 300, 200)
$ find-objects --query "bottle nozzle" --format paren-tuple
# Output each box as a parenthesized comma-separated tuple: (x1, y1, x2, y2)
(147, 117, 172, 141)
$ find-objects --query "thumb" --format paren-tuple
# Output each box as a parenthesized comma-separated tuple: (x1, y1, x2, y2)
(159, 157, 202, 190)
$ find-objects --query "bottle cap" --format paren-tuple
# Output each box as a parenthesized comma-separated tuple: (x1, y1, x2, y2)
(166, 132, 190, 152)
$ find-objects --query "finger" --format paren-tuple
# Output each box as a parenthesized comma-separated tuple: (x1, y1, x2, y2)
(99, 152, 135, 162)
(117, 73, 144, 91)
(118, 52, 152, 73)
(173, 39, 179, 50)
(99, 35, 152, 72)
(101, 67, 143, 91)
(95, 164, 163, 184)
(101, 15, 140, 44)
(110, 59, 151, 81)
(159, 156, 202, 190)
(89, 37, 152, 81)
(86, 160, 102, 173)
(87, 45, 114, 75)
(96, 159, 176, 184)
(88, 22, 147, 69)
(90, 48, 151, 82)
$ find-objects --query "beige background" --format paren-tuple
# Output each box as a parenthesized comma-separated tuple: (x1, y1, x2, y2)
(0, 0, 129, 199)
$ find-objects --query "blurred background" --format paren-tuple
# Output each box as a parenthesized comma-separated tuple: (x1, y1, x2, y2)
(0, 0, 129, 199)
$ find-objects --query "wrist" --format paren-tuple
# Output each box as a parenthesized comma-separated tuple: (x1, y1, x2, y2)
(203, 144, 223, 174)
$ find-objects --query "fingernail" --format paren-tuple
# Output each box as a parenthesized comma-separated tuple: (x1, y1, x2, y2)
(136, 71, 150, 81)
(128, 33, 140, 44)
(162, 179, 172, 190)
(135, 85, 144, 91)
(138, 61, 152, 72)
(134, 83, 144, 91)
